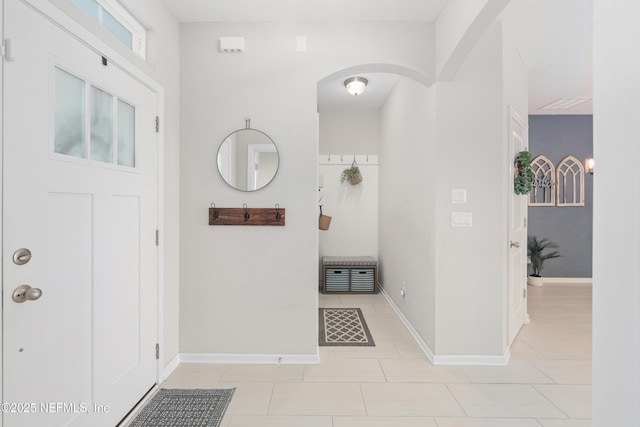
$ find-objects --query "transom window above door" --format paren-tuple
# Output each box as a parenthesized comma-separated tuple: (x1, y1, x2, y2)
(71, 0, 146, 59)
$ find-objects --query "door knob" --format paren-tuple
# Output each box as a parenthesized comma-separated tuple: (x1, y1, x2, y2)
(510, 241, 520, 248)
(12, 285, 43, 303)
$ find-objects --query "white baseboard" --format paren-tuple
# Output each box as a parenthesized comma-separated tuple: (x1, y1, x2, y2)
(162, 353, 181, 381)
(180, 352, 320, 365)
(379, 285, 511, 366)
(542, 277, 592, 285)
(378, 286, 436, 364)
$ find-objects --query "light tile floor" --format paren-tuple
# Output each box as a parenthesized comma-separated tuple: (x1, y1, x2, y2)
(161, 283, 592, 426)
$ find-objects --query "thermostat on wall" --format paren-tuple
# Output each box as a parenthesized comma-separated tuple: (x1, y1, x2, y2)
(220, 37, 245, 52)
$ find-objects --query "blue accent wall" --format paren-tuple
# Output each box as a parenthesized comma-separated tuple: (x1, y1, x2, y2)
(528, 115, 593, 278)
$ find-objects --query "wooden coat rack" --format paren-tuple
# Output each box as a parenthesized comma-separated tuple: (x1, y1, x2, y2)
(209, 204, 285, 226)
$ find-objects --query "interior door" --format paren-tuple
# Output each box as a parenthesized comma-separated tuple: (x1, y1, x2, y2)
(508, 107, 528, 345)
(2, 1, 159, 425)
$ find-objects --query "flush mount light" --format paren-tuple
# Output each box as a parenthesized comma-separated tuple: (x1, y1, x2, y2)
(344, 77, 368, 96)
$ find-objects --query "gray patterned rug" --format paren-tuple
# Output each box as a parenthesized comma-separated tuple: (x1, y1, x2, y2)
(319, 308, 375, 346)
(129, 388, 234, 426)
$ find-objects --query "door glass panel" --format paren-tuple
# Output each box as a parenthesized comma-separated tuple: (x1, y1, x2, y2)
(103, 10, 133, 49)
(90, 86, 114, 163)
(54, 67, 86, 158)
(117, 100, 135, 167)
(71, 0, 99, 21)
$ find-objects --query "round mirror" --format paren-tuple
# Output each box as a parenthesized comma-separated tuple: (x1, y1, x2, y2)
(216, 128, 279, 191)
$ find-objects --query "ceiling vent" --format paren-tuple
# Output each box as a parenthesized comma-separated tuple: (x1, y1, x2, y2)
(539, 97, 592, 110)
(220, 37, 245, 53)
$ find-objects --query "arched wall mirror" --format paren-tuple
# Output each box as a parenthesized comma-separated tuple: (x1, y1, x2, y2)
(217, 125, 279, 192)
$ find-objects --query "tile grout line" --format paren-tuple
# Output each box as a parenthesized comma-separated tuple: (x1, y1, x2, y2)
(444, 383, 469, 418)
(529, 383, 572, 420)
(264, 382, 276, 417)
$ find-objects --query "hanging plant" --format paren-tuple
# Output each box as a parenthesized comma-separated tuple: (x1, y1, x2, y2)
(340, 162, 363, 185)
(514, 150, 534, 195)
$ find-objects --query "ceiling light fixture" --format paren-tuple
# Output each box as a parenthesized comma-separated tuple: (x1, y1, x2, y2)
(344, 77, 368, 96)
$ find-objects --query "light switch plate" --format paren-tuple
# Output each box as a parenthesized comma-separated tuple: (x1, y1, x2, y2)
(452, 189, 467, 204)
(451, 212, 472, 227)
(296, 36, 307, 52)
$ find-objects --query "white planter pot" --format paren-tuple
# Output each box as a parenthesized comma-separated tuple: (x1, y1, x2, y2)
(527, 275, 544, 287)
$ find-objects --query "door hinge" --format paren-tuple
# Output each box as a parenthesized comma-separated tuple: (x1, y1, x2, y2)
(155, 229, 159, 246)
(155, 343, 160, 360)
(524, 217, 528, 227)
(2, 39, 16, 62)
(155, 116, 160, 133)
(523, 288, 527, 298)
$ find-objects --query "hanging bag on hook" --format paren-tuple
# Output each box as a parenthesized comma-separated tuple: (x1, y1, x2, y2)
(319, 205, 332, 231)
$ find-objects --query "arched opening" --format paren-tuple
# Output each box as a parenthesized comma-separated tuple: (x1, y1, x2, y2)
(317, 64, 436, 353)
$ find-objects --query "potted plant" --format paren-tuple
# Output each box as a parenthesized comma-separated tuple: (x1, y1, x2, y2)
(340, 163, 362, 185)
(527, 235, 561, 286)
(514, 150, 534, 195)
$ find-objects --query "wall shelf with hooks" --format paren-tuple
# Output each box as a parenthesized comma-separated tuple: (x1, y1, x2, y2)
(318, 154, 378, 165)
(209, 204, 285, 226)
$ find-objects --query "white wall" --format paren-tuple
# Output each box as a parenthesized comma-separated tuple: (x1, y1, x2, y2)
(319, 110, 380, 154)
(593, 1, 640, 423)
(379, 21, 527, 359)
(379, 77, 437, 349)
(318, 163, 379, 265)
(433, 22, 510, 357)
(179, 22, 434, 357)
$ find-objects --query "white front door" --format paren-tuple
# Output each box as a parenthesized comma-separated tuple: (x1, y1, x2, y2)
(3, 1, 159, 425)
(507, 107, 528, 345)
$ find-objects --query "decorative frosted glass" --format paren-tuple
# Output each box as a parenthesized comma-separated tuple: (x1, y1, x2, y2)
(103, 10, 133, 49)
(117, 100, 135, 167)
(54, 68, 86, 158)
(71, 0, 99, 21)
(90, 86, 114, 163)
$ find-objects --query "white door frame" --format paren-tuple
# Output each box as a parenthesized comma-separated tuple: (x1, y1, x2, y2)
(506, 106, 529, 348)
(246, 143, 277, 191)
(0, 0, 166, 422)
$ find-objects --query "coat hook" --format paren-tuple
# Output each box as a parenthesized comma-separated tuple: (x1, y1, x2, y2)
(275, 204, 282, 221)
(243, 203, 250, 221)
(210, 203, 219, 220)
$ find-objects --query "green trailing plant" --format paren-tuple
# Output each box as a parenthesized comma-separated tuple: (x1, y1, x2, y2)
(527, 235, 561, 277)
(340, 164, 362, 185)
(514, 150, 534, 195)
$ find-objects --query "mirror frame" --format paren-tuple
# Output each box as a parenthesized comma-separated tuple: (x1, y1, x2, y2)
(216, 127, 280, 192)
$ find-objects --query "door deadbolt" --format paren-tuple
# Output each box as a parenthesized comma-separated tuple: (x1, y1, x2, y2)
(12, 248, 32, 265)
(12, 285, 43, 303)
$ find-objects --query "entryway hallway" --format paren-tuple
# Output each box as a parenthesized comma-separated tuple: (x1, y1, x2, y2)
(155, 283, 591, 426)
